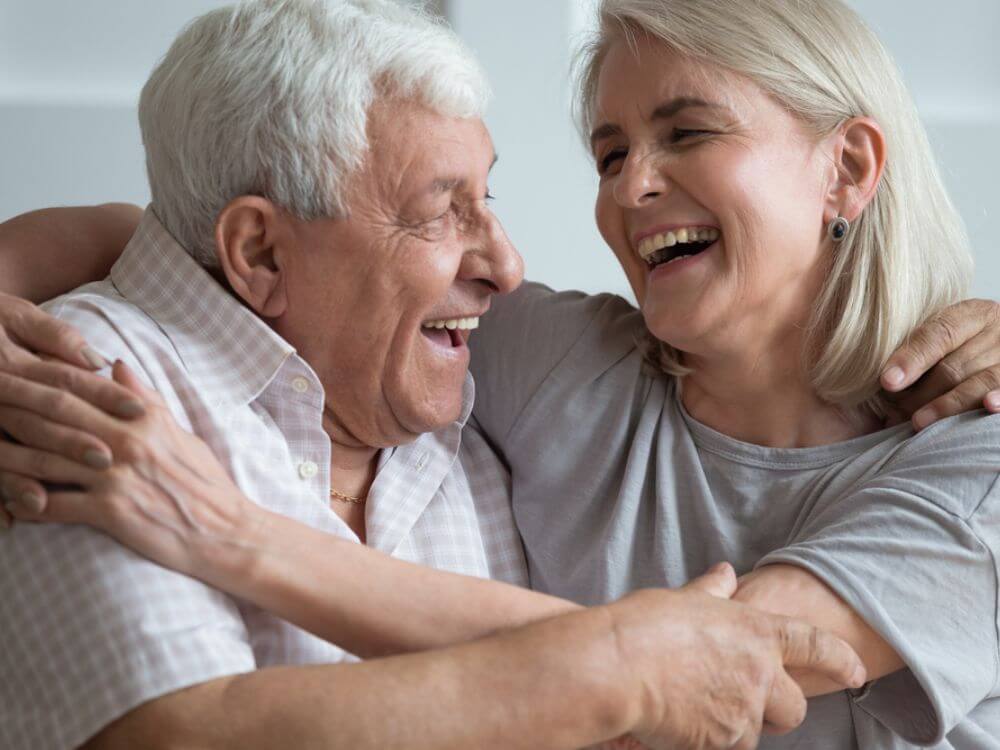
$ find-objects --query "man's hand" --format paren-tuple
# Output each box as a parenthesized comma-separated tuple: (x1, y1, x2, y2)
(607, 564, 865, 750)
(881, 298, 1000, 429)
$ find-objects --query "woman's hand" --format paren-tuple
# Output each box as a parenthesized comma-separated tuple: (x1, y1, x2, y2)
(881, 298, 1000, 428)
(0, 360, 260, 582)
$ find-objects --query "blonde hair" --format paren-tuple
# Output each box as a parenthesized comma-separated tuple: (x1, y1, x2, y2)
(575, 0, 972, 412)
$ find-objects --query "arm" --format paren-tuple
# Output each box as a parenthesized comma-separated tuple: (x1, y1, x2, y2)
(78, 573, 864, 750)
(734, 565, 903, 698)
(0, 203, 140, 302)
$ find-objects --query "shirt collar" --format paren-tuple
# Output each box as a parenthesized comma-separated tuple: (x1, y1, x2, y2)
(110, 207, 294, 406)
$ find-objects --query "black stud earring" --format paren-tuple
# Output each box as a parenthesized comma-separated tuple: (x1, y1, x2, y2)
(827, 216, 850, 243)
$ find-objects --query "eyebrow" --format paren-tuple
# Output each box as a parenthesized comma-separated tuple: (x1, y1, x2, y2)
(589, 97, 726, 149)
(431, 154, 499, 194)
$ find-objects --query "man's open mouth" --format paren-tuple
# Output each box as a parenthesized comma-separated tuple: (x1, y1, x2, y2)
(420, 316, 479, 348)
(637, 226, 720, 270)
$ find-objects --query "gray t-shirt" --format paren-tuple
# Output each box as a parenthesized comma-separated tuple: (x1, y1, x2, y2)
(470, 282, 1000, 749)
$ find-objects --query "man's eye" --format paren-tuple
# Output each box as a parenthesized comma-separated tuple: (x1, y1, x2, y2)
(484, 191, 496, 202)
(599, 149, 626, 174)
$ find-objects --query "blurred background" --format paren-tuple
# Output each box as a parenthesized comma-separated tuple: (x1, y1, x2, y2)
(2, 0, 997, 300)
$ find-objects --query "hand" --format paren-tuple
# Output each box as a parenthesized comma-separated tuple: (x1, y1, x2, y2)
(0, 360, 259, 582)
(0, 293, 146, 528)
(610, 564, 865, 750)
(880, 298, 1000, 429)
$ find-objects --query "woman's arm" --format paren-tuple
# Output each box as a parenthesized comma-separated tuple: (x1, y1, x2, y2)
(0, 203, 140, 302)
(734, 565, 903, 698)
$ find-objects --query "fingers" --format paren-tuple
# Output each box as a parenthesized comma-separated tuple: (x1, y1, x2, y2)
(760, 669, 806, 735)
(777, 618, 866, 689)
(112, 360, 164, 409)
(987, 392, 1000, 413)
(0, 405, 113, 469)
(0, 294, 107, 371)
(4, 490, 92, 526)
(0, 469, 48, 520)
(909, 367, 1000, 430)
(0, 440, 97, 486)
(881, 299, 1000, 392)
(0, 371, 136, 447)
(15, 358, 145, 419)
(684, 562, 738, 599)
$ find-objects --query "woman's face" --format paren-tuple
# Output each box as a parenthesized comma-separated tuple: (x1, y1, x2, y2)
(592, 37, 834, 358)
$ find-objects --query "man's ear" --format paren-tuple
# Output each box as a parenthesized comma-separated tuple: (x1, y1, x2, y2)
(823, 116, 887, 225)
(214, 196, 288, 318)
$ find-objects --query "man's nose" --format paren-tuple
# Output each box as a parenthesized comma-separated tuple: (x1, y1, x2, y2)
(463, 211, 524, 295)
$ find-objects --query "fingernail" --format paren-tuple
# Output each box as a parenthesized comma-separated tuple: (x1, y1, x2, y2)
(987, 395, 1000, 412)
(913, 408, 935, 431)
(115, 400, 146, 419)
(882, 366, 905, 388)
(81, 346, 107, 370)
(19, 492, 45, 514)
(83, 449, 112, 470)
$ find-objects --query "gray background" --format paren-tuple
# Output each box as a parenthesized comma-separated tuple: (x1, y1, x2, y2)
(2, 0, 996, 300)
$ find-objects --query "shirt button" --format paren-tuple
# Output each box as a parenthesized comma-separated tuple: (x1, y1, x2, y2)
(298, 461, 318, 479)
(291, 377, 310, 394)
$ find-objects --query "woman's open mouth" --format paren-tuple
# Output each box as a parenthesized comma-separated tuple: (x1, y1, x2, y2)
(638, 226, 720, 271)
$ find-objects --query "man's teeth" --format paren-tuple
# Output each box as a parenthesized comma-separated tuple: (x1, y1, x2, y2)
(637, 226, 720, 260)
(422, 317, 480, 331)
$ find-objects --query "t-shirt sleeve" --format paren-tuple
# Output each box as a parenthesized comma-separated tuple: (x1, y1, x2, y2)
(469, 281, 639, 447)
(0, 292, 258, 750)
(756, 412, 1000, 745)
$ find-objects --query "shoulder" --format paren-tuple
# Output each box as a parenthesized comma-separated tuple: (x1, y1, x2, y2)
(876, 410, 1000, 520)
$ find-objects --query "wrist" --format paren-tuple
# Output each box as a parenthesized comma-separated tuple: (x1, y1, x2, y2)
(196, 496, 273, 595)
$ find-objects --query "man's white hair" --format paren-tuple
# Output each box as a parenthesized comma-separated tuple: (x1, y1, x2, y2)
(575, 0, 973, 413)
(139, 0, 490, 266)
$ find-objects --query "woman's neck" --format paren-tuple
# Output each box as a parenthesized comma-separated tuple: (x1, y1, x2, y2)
(680, 344, 881, 449)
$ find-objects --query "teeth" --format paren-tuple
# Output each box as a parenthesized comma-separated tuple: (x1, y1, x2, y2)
(422, 317, 480, 331)
(637, 226, 719, 260)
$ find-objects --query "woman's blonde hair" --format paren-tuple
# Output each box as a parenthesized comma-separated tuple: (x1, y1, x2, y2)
(575, 0, 972, 412)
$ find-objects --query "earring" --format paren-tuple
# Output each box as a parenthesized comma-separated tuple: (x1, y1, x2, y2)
(827, 216, 850, 243)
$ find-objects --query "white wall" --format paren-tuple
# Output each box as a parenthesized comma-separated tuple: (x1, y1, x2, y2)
(447, 0, 1000, 300)
(2, 0, 996, 299)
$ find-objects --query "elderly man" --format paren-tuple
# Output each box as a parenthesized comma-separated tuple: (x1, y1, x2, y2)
(2, 1, 1000, 749)
(0, 2, 873, 749)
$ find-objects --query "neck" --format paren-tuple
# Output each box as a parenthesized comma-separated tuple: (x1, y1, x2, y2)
(322, 409, 381, 497)
(680, 335, 880, 448)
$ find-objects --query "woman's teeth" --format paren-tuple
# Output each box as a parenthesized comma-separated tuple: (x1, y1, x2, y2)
(637, 226, 720, 261)
(422, 317, 480, 331)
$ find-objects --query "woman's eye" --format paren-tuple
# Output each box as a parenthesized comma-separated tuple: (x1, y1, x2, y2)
(599, 149, 626, 174)
(671, 128, 713, 143)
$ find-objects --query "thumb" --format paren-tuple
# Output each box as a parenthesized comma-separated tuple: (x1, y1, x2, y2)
(684, 562, 737, 599)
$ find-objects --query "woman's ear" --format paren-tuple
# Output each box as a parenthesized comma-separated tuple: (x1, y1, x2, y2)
(824, 116, 887, 224)
(214, 197, 289, 318)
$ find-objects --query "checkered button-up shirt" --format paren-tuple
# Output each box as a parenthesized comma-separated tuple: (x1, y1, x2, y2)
(0, 208, 527, 750)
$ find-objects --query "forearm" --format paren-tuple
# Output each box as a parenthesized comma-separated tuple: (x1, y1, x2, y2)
(735, 564, 903, 696)
(0, 203, 140, 301)
(211, 508, 580, 658)
(85, 605, 632, 750)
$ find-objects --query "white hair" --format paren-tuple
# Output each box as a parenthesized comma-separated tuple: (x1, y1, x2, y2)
(575, 0, 973, 412)
(139, 0, 490, 266)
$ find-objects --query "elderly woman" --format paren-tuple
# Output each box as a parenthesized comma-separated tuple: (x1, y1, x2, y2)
(1, 0, 999, 748)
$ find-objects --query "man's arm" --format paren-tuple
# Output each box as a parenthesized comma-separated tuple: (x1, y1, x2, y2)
(79, 572, 864, 750)
(0, 204, 139, 303)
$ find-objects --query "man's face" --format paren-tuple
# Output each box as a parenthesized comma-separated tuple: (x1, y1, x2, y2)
(275, 99, 523, 449)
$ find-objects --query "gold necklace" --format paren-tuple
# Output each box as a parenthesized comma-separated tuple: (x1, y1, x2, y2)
(329, 487, 366, 505)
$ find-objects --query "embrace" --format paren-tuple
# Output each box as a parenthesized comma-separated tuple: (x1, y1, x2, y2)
(2, 1, 1000, 748)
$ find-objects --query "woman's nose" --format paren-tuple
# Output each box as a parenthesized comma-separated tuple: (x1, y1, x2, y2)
(614, 151, 670, 208)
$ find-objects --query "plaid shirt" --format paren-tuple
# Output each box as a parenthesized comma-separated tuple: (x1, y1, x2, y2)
(0, 208, 527, 750)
